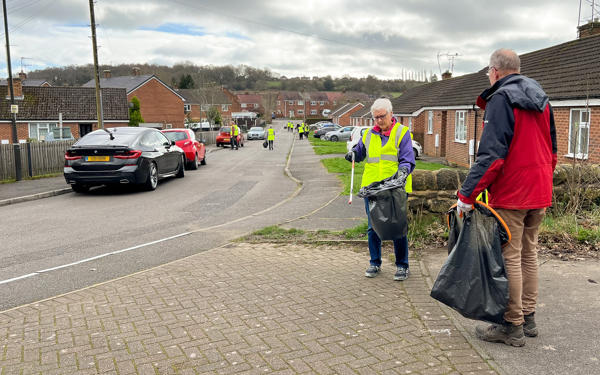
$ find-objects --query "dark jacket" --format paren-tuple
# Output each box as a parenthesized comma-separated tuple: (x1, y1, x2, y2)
(458, 74, 557, 209)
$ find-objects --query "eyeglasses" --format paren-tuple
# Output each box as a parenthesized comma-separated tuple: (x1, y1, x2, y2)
(486, 66, 496, 76)
(372, 113, 388, 121)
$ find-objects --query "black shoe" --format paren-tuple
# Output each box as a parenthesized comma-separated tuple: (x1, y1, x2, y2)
(365, 265, 381, 278)
(393, 266, 409, 281)
(524, 312, 538, 337)
(475, 322, 525, 347)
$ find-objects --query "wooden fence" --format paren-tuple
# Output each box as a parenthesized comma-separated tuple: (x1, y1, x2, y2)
(0, 140, 76, 180)
(193, 130, 218, 145)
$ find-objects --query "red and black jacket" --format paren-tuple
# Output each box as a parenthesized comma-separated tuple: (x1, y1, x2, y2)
(458, 74, 557, 209)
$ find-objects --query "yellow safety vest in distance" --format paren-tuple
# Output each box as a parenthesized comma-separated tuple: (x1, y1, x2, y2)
(298, 126, 304, 133)
(267, 128, 275, 140)
(361, 124, 413, 193)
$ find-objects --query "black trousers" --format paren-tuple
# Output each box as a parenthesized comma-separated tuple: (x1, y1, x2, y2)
(268, 140, 274, 150)
(230, 136, 237, 149)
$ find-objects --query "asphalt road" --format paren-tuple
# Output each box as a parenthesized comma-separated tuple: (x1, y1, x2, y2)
(0, 120, 334, 311)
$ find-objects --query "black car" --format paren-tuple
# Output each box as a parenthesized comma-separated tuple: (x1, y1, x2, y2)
(313, 123, 340, 138)
(64, 127, 185, 193)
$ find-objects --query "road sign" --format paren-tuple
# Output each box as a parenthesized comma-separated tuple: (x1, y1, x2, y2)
(10, 104, 18, 114)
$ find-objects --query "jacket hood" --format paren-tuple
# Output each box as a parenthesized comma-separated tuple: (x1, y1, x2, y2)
(479, 74, 548, 112)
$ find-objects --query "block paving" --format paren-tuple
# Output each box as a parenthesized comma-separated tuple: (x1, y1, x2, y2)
(0, 243, 497, 374)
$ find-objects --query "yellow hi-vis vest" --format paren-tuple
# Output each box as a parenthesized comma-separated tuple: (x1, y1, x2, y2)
(298, 125, 304, 133)
(231, 125, 239, 136)
(360, 124, 413, 193)
(267, 128, 275, 141)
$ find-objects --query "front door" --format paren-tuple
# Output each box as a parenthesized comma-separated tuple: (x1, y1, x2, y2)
(79, 123, 93, 138)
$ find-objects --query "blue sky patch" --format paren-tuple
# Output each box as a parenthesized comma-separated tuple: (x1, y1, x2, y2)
(140, 23, 206, 36)
(225, 31, 251, 40)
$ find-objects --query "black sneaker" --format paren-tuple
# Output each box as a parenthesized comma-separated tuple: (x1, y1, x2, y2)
(365, 265, 381, 278)
(524, 312, 538, 337)
(394, 266, 409, 281)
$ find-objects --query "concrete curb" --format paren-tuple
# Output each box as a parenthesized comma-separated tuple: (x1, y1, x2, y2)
(0, 187, 72, 208)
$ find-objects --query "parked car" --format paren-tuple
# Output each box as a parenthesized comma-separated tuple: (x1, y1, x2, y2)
(247, 126, 265, 140)
(323, 126, 355, 142)
(309, 121, 333, 131)
(313, 123, 340, 138)
(345, 126, 423, 159)
(161, 128, 206, 170)
(216, 126, 245, 148)
(64, 127, 185, 193)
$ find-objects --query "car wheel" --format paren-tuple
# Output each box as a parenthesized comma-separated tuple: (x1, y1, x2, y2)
(216, 143, 220, 147)
(200, 154, 207, 165)
(331, 135, 338, 142)
(71, 184, 89, 193)
(413, 147, 419, 158)
(176, 156, 185, 178)
(189, 154, 199, 170)
(143, 162, 158, 191)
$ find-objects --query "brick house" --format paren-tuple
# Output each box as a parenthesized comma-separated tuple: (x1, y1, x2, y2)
(178, 87, 237, 124)
(349, 105, 374, 127)
(0, 80, 128, 143)
(275, 91, 303, 118)
(0, 71, 51, 87)
(236, 93, 264, 117)
(303, 92, 330, 118)
(392, 27, 600, 167)
(331, 102, 364, 126)
(83, 70, 185, 128)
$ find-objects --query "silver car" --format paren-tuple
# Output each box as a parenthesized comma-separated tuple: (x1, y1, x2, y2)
(323, 126, 355, 142)
(247, 126, 265, 140)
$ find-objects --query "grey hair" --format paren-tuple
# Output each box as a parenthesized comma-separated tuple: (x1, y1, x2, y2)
(489, 49, 520, 73)
(371, 98, 393, 115)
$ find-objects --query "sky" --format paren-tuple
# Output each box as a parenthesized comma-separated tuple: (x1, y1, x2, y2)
(0, 0, 597, 80)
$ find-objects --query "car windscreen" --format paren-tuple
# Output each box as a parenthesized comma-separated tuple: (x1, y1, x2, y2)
(220, 126, 231, 133)
(163, 132, 187, 141)
(250, 127, 262, 131)
(74, 132, 137, 146)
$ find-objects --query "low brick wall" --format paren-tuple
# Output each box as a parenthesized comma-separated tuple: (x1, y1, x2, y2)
(408, 164, 600, 214)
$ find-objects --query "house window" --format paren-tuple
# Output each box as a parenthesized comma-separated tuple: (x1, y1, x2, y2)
(319, 101, 325, 106)
(310, 101, 316, 106)
(427, 111, 433, 134)
(289, 110, 294, 117)
(297, 100, 304, 106)
(288, 100, 294, 105)
(241, 103, 247, 108)
(221, 104, 229, 111)
(29, 122, 72, 141)
(253, 103, 259, 108)
(184, 104, 191, 112)
(298, 110, 304, 114)
(568, 108, 591, 158)
(277, 100, 280, 106)
(455, 111, 467, 142)
(201, 104, 210, 111)
(310, 110, 317, 115)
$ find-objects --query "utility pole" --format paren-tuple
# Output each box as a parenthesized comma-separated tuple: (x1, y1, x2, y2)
(2, 0, 22, 180)
(89, 0, 103, 129)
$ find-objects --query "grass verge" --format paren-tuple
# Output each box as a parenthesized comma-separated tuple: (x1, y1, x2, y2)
(1, 172, 62, 184)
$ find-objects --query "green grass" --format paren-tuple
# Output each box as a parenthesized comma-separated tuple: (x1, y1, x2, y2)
(308, 135, 348, 155)
(415, 160, 447, 170)
(541, 209, 600, 243)
(0, 172, 62, 184)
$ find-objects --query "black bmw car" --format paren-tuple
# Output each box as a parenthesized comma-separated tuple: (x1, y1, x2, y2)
(64, 127, 185, 193)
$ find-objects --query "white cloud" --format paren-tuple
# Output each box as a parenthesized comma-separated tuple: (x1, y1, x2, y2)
(0, 0, 589, 79)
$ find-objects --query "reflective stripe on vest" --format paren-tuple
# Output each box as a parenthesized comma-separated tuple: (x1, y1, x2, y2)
(361, 124, 413, 193)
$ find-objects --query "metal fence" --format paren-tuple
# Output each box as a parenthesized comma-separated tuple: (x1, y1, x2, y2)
(0, 140, 76, 180)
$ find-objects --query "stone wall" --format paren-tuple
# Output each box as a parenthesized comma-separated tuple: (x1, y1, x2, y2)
(409, 164, 600, 214)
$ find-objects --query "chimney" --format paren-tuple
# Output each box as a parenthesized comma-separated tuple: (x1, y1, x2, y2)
(6, 78, 23, 99)
(18, 71, 27, 80)
(577, 19, 600, 38)
(132, 67, 141, 76)
(103, 69, 111, 78)
(441, 71, 452, 80)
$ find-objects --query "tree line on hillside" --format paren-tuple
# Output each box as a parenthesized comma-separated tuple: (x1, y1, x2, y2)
(26, 63, 426, 96)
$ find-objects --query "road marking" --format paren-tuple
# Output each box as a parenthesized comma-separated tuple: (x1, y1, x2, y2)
(0, 232, 192, 285)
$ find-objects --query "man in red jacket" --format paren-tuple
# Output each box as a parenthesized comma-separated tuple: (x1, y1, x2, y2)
(457, 49, 557, 347)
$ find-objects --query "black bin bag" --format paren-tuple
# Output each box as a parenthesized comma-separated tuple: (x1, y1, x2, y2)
(358, 176, 408, 241)
(431, 202, 511, 324)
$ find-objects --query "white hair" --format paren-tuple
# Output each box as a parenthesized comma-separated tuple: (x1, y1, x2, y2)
(489, 48, 520, 73)
(371, 98, 393, 115)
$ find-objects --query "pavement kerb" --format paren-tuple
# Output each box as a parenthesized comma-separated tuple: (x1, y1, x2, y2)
(0, 187, 72, 207)
(419, 258, 509, 375)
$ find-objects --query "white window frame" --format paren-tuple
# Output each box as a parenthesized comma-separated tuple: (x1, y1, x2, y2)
(319, 101, 325, 106)
(241, 103, 247, 108)
(221, 104, 229, 111)
(310, 101, 316, 106)
(297, 100, 304, 106)
(253, 103, 259, 108)
(28, 122, 73, 141)
(297, 109, 304, 115)
(201, 104, 211, 111)
(427, 111, 433, 134)
(310, 110, 317, 115)
(184, 104, 191, 112)
(454, 111, 467, 143)
(567, 108, 591, 159)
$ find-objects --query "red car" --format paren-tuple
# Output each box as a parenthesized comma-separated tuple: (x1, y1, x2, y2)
(161, 129, 206, 170)
(216, 126, 245, 148)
